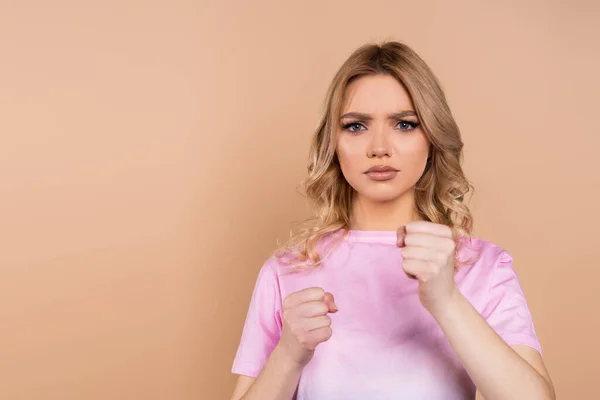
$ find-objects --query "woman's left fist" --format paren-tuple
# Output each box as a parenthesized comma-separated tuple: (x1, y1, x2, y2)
(397, 221, 459, 316)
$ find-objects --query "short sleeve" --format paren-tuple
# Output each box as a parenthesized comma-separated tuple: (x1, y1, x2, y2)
(231, 260, 283, 377)
(480, 250, 543, 355)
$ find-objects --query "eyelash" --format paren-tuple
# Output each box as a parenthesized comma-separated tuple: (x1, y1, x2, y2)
(342, 120, 420, 134)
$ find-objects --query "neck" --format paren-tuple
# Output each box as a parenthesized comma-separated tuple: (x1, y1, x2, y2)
(349, 189, 421, 231)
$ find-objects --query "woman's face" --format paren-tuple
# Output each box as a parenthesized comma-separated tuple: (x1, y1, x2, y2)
(335, 74, 430, 203)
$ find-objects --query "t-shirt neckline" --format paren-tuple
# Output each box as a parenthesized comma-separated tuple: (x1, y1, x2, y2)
(345, 229, 399, 245)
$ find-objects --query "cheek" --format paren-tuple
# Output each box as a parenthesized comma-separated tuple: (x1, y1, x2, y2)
(336, 138, 365, 172)
(392, 136, 429, 173)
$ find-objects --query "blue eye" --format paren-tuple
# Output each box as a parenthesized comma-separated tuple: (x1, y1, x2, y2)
(342, 122, 366, 133)
(397, 120, 420, 131)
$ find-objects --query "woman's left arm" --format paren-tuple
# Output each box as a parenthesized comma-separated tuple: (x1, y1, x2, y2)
(433, 289, 554, 400)
(398, 221, 555, 400)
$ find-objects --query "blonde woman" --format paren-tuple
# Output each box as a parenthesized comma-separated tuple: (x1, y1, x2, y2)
(229, 41, 555, 400)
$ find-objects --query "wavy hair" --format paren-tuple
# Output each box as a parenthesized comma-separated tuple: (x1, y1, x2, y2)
(274, 41, 474, 268)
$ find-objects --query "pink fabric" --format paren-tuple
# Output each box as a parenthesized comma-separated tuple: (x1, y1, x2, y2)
(232, 230, 541, 399)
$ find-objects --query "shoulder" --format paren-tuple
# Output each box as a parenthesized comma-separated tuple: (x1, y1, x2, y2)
(254, 250, 306, 283)
(457, 235, 513, 266)
(456, 236, 516, 284)
(456, 237, 526, 311)
(267, 229, 347, 272)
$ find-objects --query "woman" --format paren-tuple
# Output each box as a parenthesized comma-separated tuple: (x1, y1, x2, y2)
(229, 41, 555, 399)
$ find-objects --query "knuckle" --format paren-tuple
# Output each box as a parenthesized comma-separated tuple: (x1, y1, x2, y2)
(297, 334, 310, 347)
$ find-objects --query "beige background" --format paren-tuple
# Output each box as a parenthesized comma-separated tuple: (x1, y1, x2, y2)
(1, 1, 598, 399)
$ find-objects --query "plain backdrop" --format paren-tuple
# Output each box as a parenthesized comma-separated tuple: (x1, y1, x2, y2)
(1, 1, 599, 399)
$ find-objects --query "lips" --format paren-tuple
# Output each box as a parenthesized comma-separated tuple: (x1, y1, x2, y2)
(365, 165, 398, 173)
(364, 165, 399, 181)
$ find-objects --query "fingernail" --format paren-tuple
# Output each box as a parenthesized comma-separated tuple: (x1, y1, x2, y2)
(397, 226, 406, 247)
(324, 292, 338, 312)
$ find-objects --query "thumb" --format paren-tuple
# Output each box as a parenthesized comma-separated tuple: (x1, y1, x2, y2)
(323, 292, 338, 313)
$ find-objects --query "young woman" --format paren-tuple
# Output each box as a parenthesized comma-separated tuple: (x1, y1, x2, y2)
(229, 41, 555, 400)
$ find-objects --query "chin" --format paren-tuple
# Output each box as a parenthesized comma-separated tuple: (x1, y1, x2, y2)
(355, 186, 408, 203)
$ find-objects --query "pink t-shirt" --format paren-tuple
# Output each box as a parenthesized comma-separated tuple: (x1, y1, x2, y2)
(232, 230, 541, 399)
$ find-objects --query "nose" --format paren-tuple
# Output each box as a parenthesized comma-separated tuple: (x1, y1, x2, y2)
(367, 129, 392, 159)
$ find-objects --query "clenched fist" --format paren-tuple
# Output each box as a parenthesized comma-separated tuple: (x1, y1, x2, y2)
(397, 220, 459, 317)
(276, 287, 338, 367)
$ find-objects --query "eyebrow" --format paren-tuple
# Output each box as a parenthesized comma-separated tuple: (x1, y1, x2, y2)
(340, 110, 417, 120)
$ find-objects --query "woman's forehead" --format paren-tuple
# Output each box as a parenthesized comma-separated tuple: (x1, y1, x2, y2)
(340, 75, 414, 115)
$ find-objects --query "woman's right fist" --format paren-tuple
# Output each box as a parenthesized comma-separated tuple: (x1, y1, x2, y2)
(277, 287, 338, 367)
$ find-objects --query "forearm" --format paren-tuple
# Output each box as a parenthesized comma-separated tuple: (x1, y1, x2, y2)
(242, 344, 303, 400)
(432, 290, 554, 400)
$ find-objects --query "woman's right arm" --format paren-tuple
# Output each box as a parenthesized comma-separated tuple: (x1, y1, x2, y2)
(230, 287, 338, 400)
(230, 345, 303, 400)
(230, 375, 255, 400)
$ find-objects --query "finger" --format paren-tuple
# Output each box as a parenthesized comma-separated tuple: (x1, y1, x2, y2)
(284, 287, 325, 309)
(406, 221, 453, 238)
(404, 233, 440, 248)
(402, 258, 430, 280)
(401, 246, 441, 262)
(300, 327, 333, 350)
(294, 301, 329, 317)
(302, 315, 332, 331)
(323, 292, 338, 313)
(397, 226, 406, 248)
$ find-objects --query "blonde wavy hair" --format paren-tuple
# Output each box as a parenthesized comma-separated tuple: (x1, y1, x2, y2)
(274, 40, 474, 268)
